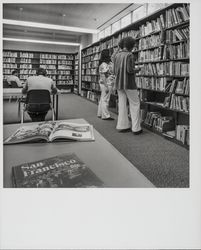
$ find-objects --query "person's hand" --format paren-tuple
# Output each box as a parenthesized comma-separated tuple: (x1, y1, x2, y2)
(105, 88, 109, 94)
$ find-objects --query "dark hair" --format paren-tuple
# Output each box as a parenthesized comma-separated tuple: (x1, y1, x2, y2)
(123, 36, 135, 51)
(12, 70, 18, 75)
(118, 38, 124, 49)
(37, 68, 47, 76)
(99, 49, 111, 66)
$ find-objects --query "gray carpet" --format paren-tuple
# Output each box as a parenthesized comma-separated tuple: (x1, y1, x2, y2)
(3, 94, 189, 187)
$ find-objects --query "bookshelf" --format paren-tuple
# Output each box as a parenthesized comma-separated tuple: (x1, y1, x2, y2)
(81, 3, 190, 148)
(74, 52, 79, 94)
(3, 50, 76, 92)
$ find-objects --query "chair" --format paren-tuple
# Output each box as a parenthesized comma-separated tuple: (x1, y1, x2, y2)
(20, 89, 55, 123)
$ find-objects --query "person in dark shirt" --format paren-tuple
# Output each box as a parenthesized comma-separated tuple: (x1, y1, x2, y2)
(113, 36, 142, 134)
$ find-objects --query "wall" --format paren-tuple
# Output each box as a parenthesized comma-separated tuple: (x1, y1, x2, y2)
(79, 34, 93, 50)
(3, 40, 79, 53)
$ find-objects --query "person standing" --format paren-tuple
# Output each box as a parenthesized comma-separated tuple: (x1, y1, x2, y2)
(22, 68, 57, 121)
(7, 70, 23, 87)
(97, 49, 115, 120)
(113, 36, 142, 134)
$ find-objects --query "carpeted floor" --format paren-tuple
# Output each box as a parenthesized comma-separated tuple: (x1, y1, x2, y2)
(3, 94, 189, 187)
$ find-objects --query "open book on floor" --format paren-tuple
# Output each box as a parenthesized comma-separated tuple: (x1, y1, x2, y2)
(4, 121, 95, 144)
(11, 153, 104, 188)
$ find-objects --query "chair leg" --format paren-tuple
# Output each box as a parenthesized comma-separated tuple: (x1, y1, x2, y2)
(21, 107, 24, 124)
(52, 108, 55, 121)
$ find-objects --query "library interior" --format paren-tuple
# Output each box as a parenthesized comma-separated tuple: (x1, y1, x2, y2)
(2, 3, 189, 188)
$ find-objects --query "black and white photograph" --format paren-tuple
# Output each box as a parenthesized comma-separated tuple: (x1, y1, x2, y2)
(1, 0, 201, 249)
(2, 2, 190, 188)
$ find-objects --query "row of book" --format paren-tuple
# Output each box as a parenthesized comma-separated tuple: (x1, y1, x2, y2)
(163, 94, 189, 113)
(165, 78, 189, 95)
(144, 112, 175, 132)
(82, 45, 100, 56)
(82, 82, 100, 91)
(58, 60, 73, 65)
(40, 59, 57, 64)
(20, 52, 34, 58)
(166, 27, 189, 43)
(165, 5, 190, 28)
(58, 75, 73, 80)
(58, 65, 72, 70)
(137, 62, 189, 76)
(144, 111, 189, 145)
(139, 14, 165, 37)
(20, 58, 32, 63)
(83, 69, 98, 75)
(3, 58, 16, 63)
(3, 52, 18, 57)
(99, 30, 140, 50)
(82, 61, 99, 69)
(57, 80, 73, 85)
(19, 69, 37, 74)
(138, 42, 189, 61)
(82, 75, 98, 82)
(19, 64, 32, 69)
(138, 47, 164, 62)
(136, 77, 189, 95)
(162, 42, 189, 59)
(138, 34, 162, 50)
(176, 125, 189, 145)
(3, 64, 17, 68)
(40, 64, 56, 70)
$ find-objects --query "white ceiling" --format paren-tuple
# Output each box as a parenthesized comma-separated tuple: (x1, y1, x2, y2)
(3, 3, 133, 44)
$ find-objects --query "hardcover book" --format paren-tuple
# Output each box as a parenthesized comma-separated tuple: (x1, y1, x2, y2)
(4, 121, 95, 144)
(11, 153, 103, 188)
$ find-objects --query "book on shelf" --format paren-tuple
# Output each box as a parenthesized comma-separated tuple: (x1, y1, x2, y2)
(4, 121, 95, 145)
(162, 130, 176, 139)
(11, 153, 103, 188)
(176, 125, 189, 145)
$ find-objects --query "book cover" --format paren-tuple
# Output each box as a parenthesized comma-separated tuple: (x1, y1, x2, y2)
(12, 153, 103, 188)
(4, 121, 95, 144)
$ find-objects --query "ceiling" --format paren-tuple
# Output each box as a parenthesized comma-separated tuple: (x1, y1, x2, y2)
(3, 3, 133, 44)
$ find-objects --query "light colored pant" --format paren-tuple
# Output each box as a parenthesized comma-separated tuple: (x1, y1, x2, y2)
(116, 89, 141, 132)
(97, 84, 112, 119)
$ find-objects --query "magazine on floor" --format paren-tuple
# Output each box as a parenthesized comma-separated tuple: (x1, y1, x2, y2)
(4, 121, 95, 144)
(12, 153, 103, 188)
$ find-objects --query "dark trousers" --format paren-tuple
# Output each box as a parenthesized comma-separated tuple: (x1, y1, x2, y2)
(28, 112, 48, 122)
(27, 104, 49, 122)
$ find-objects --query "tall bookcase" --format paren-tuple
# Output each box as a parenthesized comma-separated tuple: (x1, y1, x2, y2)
(74, 52, 79, 94)
(81, 3, 190, 148)
(3, 50, 76, 92)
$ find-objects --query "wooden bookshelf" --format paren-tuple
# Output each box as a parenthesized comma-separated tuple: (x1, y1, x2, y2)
(81, 3, 190, 147)
(3, 50, 76, 92)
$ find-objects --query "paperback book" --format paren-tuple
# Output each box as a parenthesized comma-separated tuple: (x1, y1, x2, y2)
(4, 121, 95, 144)
(11, 153, 104, 188)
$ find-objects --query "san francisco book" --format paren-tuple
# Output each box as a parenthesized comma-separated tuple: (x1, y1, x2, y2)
(11, 153, 103, 188)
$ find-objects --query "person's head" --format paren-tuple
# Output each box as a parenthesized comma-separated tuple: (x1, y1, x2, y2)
(99, 49, 111, 66)
(37, 68, 47, 76)
(123, 36, 136, 52)
(12, 70, 18, 76)
(118, 38, 124, 50)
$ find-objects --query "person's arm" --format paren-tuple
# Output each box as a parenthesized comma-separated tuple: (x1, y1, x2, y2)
(127, 54, 135, 74)
(22, 80, 28, 94)
(16, 76, 23, 87)
(51, 80, 58, 94)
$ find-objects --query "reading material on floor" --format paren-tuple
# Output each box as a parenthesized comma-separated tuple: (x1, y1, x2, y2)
(12, 153, 103, 188)
(4, 120, 95, 144)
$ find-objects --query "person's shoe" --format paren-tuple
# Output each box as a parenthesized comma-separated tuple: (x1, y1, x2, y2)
(102, 117, 114, 120)
(117, 128, 131, 133)
(133, 129, 143, 135)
